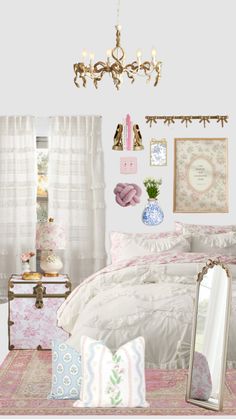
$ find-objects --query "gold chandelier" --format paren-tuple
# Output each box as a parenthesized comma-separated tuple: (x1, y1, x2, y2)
(73, 2, 162, 90)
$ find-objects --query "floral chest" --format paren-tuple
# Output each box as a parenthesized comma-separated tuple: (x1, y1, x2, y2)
(8, 274, 71, 350)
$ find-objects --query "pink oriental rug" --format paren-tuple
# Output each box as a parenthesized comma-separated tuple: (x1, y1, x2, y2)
(1, 350, 236, 415)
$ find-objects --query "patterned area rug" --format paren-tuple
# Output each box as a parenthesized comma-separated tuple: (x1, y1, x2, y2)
(1, 350, 236, 415)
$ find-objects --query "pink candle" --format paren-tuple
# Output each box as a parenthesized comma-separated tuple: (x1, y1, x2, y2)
(125, 114, 132, 150)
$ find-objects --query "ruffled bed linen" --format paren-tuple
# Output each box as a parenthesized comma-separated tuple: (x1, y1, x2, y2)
(57, 251, 236, 369)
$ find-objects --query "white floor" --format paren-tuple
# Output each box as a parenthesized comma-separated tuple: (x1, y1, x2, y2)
(0, 302, 9, 365)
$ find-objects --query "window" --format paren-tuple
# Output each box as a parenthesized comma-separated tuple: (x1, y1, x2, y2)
(37, 137, 48, 222)
(36, 137, 48, 271)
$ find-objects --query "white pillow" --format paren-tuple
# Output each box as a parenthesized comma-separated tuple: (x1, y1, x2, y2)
(191, 231, 236, 255)
(73, 336, 149, 408)
(175, 221, 236, 235)
(110, 231, 191, 263)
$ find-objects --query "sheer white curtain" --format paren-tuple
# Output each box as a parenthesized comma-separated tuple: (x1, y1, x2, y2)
(48, 116, 107, 288)
(0, 116, 37, 301)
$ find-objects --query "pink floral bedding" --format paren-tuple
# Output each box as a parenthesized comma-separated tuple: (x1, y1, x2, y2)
(58, 251, 236, 317)
(57, 251, 236, 369)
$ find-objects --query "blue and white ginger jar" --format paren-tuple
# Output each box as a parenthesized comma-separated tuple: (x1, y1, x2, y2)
(142, 199, 164, 226)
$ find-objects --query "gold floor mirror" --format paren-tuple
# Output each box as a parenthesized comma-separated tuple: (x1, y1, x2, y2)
(186, 259, 232, 411)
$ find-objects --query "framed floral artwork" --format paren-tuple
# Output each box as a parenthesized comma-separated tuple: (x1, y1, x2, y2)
(173, 138, 228, 213)
(150, 139, 167, 166)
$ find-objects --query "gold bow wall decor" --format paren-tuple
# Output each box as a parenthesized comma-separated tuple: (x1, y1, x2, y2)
(145, 115, 229, 128)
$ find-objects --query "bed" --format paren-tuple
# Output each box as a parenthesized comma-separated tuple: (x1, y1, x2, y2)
(57, 224, 236, 369)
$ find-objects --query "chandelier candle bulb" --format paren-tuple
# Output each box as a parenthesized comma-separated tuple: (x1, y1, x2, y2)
(89, 53, 94, 66)
(137, 50, 142, 66)
(106, 49, 112, 64)
(151, 48, 157, 64)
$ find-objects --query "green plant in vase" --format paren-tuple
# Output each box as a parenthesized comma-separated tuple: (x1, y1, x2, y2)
(142, 177, 164, 225)
(143, 177, 162, 199)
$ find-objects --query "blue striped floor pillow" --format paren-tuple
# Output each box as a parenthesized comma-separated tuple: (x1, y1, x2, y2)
(73, 335, 149, 407)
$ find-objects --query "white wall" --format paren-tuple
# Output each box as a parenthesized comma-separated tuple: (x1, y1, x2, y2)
(0, 0, 235, 251)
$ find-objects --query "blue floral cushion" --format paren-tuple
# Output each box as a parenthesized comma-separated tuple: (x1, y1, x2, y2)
(48, 340, 82, 400)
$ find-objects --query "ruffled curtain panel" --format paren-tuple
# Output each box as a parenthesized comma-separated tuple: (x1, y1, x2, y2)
(0, 116, 37, 300)
(48, 116, 107, 287)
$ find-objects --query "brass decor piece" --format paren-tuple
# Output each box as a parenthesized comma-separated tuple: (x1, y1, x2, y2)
(112, 124, 123, 150)
(73, 1, 162, 90)
(133, 124, 144, 151)
(22, 272, 42, 280)
(145, 115, 229, 128)
(33, 283, 46, 309)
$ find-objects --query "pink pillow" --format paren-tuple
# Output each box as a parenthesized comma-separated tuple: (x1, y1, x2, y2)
(110, 231, 191, 263)
(175, 221, 236, 235)
(190, 352, 212, 401)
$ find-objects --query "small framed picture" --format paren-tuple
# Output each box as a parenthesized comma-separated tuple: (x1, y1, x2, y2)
(173, 138, 228, 213)
(150, 139, 167, 166)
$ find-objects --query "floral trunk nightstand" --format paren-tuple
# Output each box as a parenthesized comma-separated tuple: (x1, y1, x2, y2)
(8, 274, 71, 350)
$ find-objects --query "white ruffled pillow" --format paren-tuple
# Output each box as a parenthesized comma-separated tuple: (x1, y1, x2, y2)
(73, 336, 149, 408)
(175, 221, 236, 235)
(191, 231, 236, 255)
(110, 231, 191, 263)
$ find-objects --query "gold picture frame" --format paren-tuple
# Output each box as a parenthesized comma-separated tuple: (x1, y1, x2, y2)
(173, 138, 228, 213)
(150, 139, 167, 166)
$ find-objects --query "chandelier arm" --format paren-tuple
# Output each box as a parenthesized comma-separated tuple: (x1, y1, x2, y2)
(110, 61, 123, 74)
(142, 64, 152, 82)
(74, 75, 80, 88)
(92, 67, 108, 88)
(153, 65, 161, 86)
(125, 63, 153, 81)
(111, 69, 121, 90)
(74, 63, 88, 88)
(93, 76, 103, 89)
(154, 72, 160, 86)
(93, 61, 109, 73)
(142, 61, 152, 71)
(79, 73, 87, 88)
(73, 64, 80, 87)
(111, 27, 125, 63)
(111, 46, 125, 63)
(124, 62, 139, 75)
(123, 68, 135, 83)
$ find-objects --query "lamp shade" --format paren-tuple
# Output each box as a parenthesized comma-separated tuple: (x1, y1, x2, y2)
(36, 219, 66, 250)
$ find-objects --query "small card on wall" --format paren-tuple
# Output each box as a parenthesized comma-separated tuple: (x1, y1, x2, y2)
(120, 157, 137, 174)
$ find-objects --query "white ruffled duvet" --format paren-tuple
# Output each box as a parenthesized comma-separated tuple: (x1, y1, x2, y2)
(57, 252, 236, 368)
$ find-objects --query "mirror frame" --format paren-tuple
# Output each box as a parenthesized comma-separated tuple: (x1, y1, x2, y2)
(186, 259, 232, 411)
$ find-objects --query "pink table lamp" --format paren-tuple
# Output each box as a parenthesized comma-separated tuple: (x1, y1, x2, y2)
(36, 218, 66, 276)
